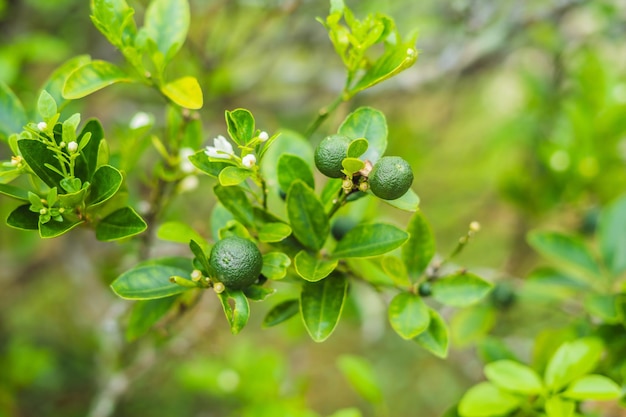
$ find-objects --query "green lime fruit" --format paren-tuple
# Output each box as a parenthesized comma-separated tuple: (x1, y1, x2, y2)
(368, 156, 414, 200)
(209, 236, 263, 290)
(314, 134, 351, 178)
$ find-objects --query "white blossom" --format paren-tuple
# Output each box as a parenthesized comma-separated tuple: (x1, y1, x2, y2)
(179, 147, 195, 173)
(37, 122, 47, 131)
(67, 141, 78, 153)
(205, 135, 234, 159)
(242, 154, 256, 168)
(129, 112, 152, 129)
(178, 175, 199, 192)
(258, 131, 269, 142)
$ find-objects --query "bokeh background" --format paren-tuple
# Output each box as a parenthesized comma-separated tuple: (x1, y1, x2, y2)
(1, 0, 626, 416)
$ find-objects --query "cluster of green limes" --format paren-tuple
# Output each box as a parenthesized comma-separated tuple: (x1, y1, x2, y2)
(209, 236, 263, 290)
(314, 134, 414, 200)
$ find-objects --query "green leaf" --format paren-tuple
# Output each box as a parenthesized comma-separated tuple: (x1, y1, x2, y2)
(351, 45, 417, 94)
(451, 305, 496, 347)
(458, 382, 521, 417)
(562, 374, 621, 400)
(599, 195, 626, 276)
(402, 211, 435, 281)
(378, 188, 420, 212)
(277, 153, 315, 192)
(140, 0, 189, 61)
(39, 217, 84, 238)
(18, 139, 64, 189)
(300, 272, 348, 342)
(126, 296, 178, 341)
(338, 107, 387, 164)
(258, 222, 292, 243)
(189, 149, 231, 178)
(37, 90, 57, 119)
(110, 257, 193, 299)
(346, 257, 395, 287)
(218, 166, 252, 186)
(341, 157, 365, 175)
(545, 396, 575, 417)
(544, 338, 604, 391)
(261, 252, 291, 280)
(414, 308, 449, 358)
(347, 138, 368, 158)
(217, 289, 250, 334)
(584, 293, 621, 324)
(63, 60, 133, 99)
(477, 337, 517, 364)
(214, 184, 255, 229)
(40, 55, 92, 108)
(243, 285, 275, 301)
(160, 76, 203, 110)
(327, 408, 363, 417)
(87, 165, 122, 206)
(6, 204, 39, 230)
(332, 223, 408, 259)
(262, 299, 300, 327)
(294, 250, 338, 282)
(380, 255, 411, 287)
(74, 119, 105, 182)
(225, 108, 255, 146)
(157, 221, 208, 249)
(287, 180, 329, 251)
(484, 360, 543, 395)
(0, 183, 30, 201)
(431, 272, 494, 307)
(90, 0, 137, 48)
(388, 292, 429, 339)
(0, 81, 27, 139)
(337, 355, 384, 405)
(95, 206, 147, 241)
(527, 231, 601, 278)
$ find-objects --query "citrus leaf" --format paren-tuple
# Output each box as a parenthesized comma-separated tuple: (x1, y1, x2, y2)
(74, 119, 105, 182)
(225, 108, 255, 146)
(189, 149, 231, 178)
(545, 338, 604, 391)
(527, 231, 601, 279)
(431, 272, 494, 307)
(338, 107, 387, 164)
(214, 184, 255, 229)
(258, 222, 292, 243)
(40, 55, 92, 108)
(126, 296, 178, 341)
(110, 257, 193, 299)
(402, 210, 435, 281)
(545, 396, 575, 417)
(263, 299, 300, 327)
(414, 308, 449, 358)
(39, 217, 84, 238)
(451, 305, 496, 347)
(218, 166, 252, 186)
(599, 195, 626, 277)
(140, 0, 189, 61)
(458, 382, 521, 417)
(380, 255, 411, 287)
(18, 139, 64, 189)
(337, 355, 384, 405)
(0, 183, 30, 201)
(341, 157, 364, 175)
(161, 76, 203, 109)
(294, 250, 338, 282)
(91, 0, 137, 48)
(287, 180, 329, 251)
(379, 188, 420, 212)
(347, 138, 368, 158)
(351, 45, 417, 94)
(0, 81, 27, 139)
(95, 206, 147, 241)
(157, 221, 208, 248)
(388, 292, 430, 339)
(277, 153, 314, 192)
(562, 374, 621, 400)
(261, 252, 291, 280)
(332, 223, 408, 259)
(484, 360, 543, 395)
(87, 165, 122, 206)
(63, 60, 134, 99)
(217, 288, 249, 334)
(300, 272, 348, 342)
(6, 205, 39, 230)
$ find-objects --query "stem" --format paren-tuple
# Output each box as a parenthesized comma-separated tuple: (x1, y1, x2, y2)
(305, 93, 345, 138)
(327, 190, 348, 218)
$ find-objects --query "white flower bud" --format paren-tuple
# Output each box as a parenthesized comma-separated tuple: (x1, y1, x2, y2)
(129, 112, 152, 129)
(37, 122, 47, 131)
(67, 141, 78, 153)
(179, 148, 195, 173)
(469, 221, 481, 232)
(242, 154, 256, 168)
(259, 131, 269, 142)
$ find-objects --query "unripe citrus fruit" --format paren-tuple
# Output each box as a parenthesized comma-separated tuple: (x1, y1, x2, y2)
(314, 134, 351, 178)
(209, 236, 263, 290)
(368, 156, 413, 200)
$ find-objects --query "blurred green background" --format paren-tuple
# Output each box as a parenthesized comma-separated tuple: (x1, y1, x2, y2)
(1, 0, 626, 416)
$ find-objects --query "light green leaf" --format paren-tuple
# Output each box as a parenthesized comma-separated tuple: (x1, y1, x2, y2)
(414, 308, 449, 358)
(351, 44, 417, 94)
(599, 195, 626, 276)
(527, 231, 601, 279)
(294, 250, 338, 282)
(259, 129, 314, 186)
(402, 211, 435, 281)
(287, 180, 329, 251)
(258, 222, 292, 243)
(110, 257, 193, 299)
(217, 289, 249, 334)
(161, 76, 203, 109)
(261, 252, 291, 280)
(327, 408, 362, 417)
(380, 255, 411, 287)
(584, 294, 621, 324)
(40, 55, 92, 108)
(225, 108, 255, 146)
(338, 107, 387, 164)
(545, 396, 574, 417)
(341, 157, 365, 175)
(140, 0, 189, 60)
(337, 355, 383, 405)
(484, 360, 543, 395)
(90, 0, 137, 48)
(347, 138, 368, 158)
(431, 272, 494, 307)
(189, 149, 231, 178)
(458, 382, 521, 417)
(332, 223, 408, 259)
(95, 206, 147, 241)
(300, 272, 348, 342)
(126, 296, 178, 341)
(0, 81, 27, 139)
(562, 374, 621, 400)
(87, 165, 122, 206)
(37, 90, 57, 119)
(451, 305, 496, 347)
(6, 205, 39, 230)
(388, 292, 429, 339)
(0, 183, 30, 201)
(63, 60, 133, 99)
(157, 221, 208, 248)
(214, 184, 255, 229)
(218, 166, 252, 186)
(277, 153, 314, 192)
(346, 258, 395, 287)
(262, 299, 299, 327)
(544, 338, 604, 391)
(39, 217, 84, 238)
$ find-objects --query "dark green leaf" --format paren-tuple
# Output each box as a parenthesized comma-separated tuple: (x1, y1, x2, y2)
(338, 107, 387, 164)
(63, 60, 134, 99)
(599, 195, 626, 276)
(263, 299, 300, 327)
(189, 239, 211, 275)
(402, 211, 435, 281)
(277, 153, 314, 192)
(0, 81, 27, 139)
(261, 252, 291, 280)
(39, 217, 84, 238)
(294, 250, 338, 282)
(87, 165, 122, 206)
(414, 308, 449, 359)
(332, 223, 408, 259)
(585, 294, 620, 324)
(6, 204, 39, 230)
(218, 166, 252, 186)
(337, 355, 383, 405)
(126, 296, 178, 341)
(214, 184, 255, 229)
(140, 0, 189, 61)
(287, 180, 329, 251)
(110, 257, 193, 299)
(189, 149, 231, 178)
(388, 292, 429, 339)
(74, 119, 105, 182)
(225, 108, 255, 146)
(527, 231, 601, 278)
(160, 76, 203, 109)
(18, 139, 64, 189)
(217, 289, 250, 334)
(242, 285, 275, 301)
(0, 184, 30, 200)
(95, 206, 147, 241)
(258, 222, 292, 243)
(431, 272, 494, 307)
(300, 272, 348, 342)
